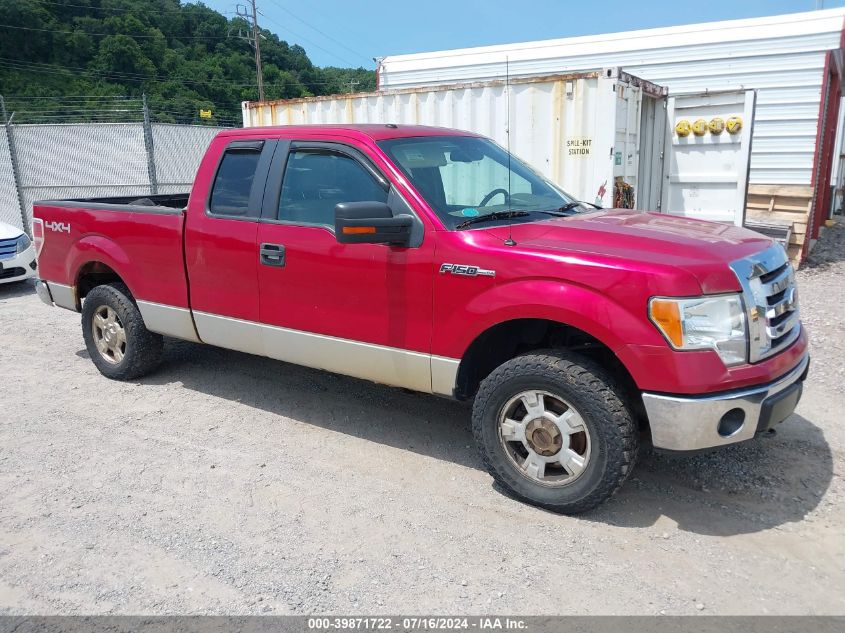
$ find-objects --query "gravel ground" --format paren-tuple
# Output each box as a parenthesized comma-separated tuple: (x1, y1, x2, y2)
(1, 225, 844, 616)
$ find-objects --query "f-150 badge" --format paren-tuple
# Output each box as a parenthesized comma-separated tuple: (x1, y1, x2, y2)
(439, 263, 495, 278)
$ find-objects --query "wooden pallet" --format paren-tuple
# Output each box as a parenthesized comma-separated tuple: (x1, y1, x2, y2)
(744, 218, 793, 246)
(745, 184, 812, 265)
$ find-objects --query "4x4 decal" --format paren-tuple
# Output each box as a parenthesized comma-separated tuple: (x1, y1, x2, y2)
(44, 221, 71, 234)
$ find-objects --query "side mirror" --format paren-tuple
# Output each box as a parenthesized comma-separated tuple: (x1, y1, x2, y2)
(334, 201, 413, 246)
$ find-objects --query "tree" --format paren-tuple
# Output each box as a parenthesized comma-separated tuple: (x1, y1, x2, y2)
(0, 0, 376, 125)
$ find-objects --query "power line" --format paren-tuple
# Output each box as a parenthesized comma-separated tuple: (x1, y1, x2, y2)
(0, 22, 228, 39)
(264, 0, 371, 64)
(20, 2, 371, 69)
(0, 95, 142, 100)
(0, 57, 257, 86)
(256, 11, 359, 68)
(0, 56, 347, 88)
(0, 57, 238, 84)
(29, 0, 209, 14)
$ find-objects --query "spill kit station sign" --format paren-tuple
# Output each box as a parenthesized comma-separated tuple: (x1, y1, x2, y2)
(567, 138, 592, 156)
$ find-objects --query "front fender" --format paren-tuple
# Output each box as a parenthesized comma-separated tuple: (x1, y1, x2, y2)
(436, 278, 668, 386)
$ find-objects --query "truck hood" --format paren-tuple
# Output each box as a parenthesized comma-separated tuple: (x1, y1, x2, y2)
(0, 221, 24, 240)
(485, 210, 775, 293)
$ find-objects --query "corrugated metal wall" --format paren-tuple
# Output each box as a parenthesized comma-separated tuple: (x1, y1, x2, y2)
(378, 9, 845, 186)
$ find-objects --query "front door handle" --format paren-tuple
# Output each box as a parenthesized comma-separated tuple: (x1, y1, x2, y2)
(260, 243, 285, 267)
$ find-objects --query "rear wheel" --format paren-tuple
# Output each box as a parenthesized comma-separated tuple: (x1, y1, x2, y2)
(81, 283, 162, 380)
(472, 351, 638, 513)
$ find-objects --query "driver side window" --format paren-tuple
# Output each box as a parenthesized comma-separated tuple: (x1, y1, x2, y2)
(439, 154, 531, 207)
(278, 149, 388, 227)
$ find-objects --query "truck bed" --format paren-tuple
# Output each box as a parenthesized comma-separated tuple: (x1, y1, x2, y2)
(33, 193, 192, 311)
(38, 192, 190, 213)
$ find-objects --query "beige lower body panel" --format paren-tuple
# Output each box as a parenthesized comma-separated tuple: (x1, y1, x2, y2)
(431, 356, 460, 396)
(42, 282, 458, 395)
(193, 311, 458, 396)
(136, 300, 201, 343)
(47, 282, 77, 311)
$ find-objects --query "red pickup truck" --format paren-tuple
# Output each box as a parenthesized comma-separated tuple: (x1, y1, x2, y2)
(32, 125, 809, 513)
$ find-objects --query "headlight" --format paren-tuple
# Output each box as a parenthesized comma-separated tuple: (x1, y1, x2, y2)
(15, 233, 31, 254)
(649, 294, 747, 366)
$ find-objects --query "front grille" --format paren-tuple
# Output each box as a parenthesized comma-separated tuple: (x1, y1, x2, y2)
(0, 237, 18, 261)
(0, 266, 26, 280)
(730, 244, 801, 363)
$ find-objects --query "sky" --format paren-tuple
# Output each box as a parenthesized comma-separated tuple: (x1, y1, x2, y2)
(201, 0, 845, 70)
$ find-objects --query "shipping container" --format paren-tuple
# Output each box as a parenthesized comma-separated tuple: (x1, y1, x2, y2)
(244, 70, 666, 212)
(243, 69, 756, 226)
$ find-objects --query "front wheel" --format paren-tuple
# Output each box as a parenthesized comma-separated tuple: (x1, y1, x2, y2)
(81, 283, 163, 380)
(472, 351, 638, 513)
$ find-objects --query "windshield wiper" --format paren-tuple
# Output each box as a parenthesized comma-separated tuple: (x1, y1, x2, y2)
(555, 201, 586, 213)
(537, 201, 594, 217)
(455, 210, 531, 229)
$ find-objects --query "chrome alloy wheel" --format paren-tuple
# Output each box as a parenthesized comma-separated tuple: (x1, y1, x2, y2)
(91, 305, 126, 364)
(498, 390, 592, 486)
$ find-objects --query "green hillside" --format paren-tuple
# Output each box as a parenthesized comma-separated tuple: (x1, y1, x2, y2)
(0, 0, 376, 126)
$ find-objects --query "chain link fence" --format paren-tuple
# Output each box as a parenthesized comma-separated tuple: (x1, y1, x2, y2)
(0, 126, 22, 228)
(0, 95, 232, 233)
(152, 123, 224, 195)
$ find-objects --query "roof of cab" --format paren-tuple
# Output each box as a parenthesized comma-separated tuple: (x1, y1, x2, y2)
(216, 124, 480, 142)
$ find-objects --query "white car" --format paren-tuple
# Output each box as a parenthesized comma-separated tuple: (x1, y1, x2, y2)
(0, 220, 37, 284)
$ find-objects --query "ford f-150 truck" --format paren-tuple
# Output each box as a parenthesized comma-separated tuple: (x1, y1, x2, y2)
(32, 124, 809, 513)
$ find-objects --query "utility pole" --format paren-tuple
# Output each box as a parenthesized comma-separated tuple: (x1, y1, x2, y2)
(250, 0, 265, 101)
(235, 3, 265, 101)
(346, 79, 359, 94)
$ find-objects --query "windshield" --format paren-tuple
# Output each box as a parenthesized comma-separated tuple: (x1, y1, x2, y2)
(378, 135, 585, 229)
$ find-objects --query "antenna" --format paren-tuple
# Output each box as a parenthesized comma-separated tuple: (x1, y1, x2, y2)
(504, 56, 516, 247)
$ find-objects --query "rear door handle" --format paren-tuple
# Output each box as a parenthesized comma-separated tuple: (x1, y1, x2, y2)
(260, 243, 285, 267)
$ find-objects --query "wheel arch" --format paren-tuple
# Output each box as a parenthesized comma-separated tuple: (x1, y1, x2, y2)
(67, 236, 135, 310)
(454, 317, 646, 425)
(76, 261, 129, 306)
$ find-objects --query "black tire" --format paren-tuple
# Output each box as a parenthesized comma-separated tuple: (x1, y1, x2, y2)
(472, 350, 638, 514)
(81, 282, 163, 380)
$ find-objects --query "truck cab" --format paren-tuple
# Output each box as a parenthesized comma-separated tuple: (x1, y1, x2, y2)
(32, 124, 809, 513)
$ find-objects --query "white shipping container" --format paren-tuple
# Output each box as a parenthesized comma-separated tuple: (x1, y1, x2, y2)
(243, 70, 756, 224)
(243, 69, 669, 211)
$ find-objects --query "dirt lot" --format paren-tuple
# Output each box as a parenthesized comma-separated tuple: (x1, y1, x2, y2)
(1, 225, 844, 616)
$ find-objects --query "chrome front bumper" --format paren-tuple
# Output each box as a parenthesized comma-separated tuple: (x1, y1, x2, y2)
(642, 353, 810, 451)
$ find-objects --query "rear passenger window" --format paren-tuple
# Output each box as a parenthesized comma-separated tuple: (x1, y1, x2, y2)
(209, 148, 262, 216)
(278, 150, 387, 227)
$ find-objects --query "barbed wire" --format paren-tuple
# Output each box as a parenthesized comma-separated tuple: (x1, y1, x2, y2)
(1, 94, 239, 127)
